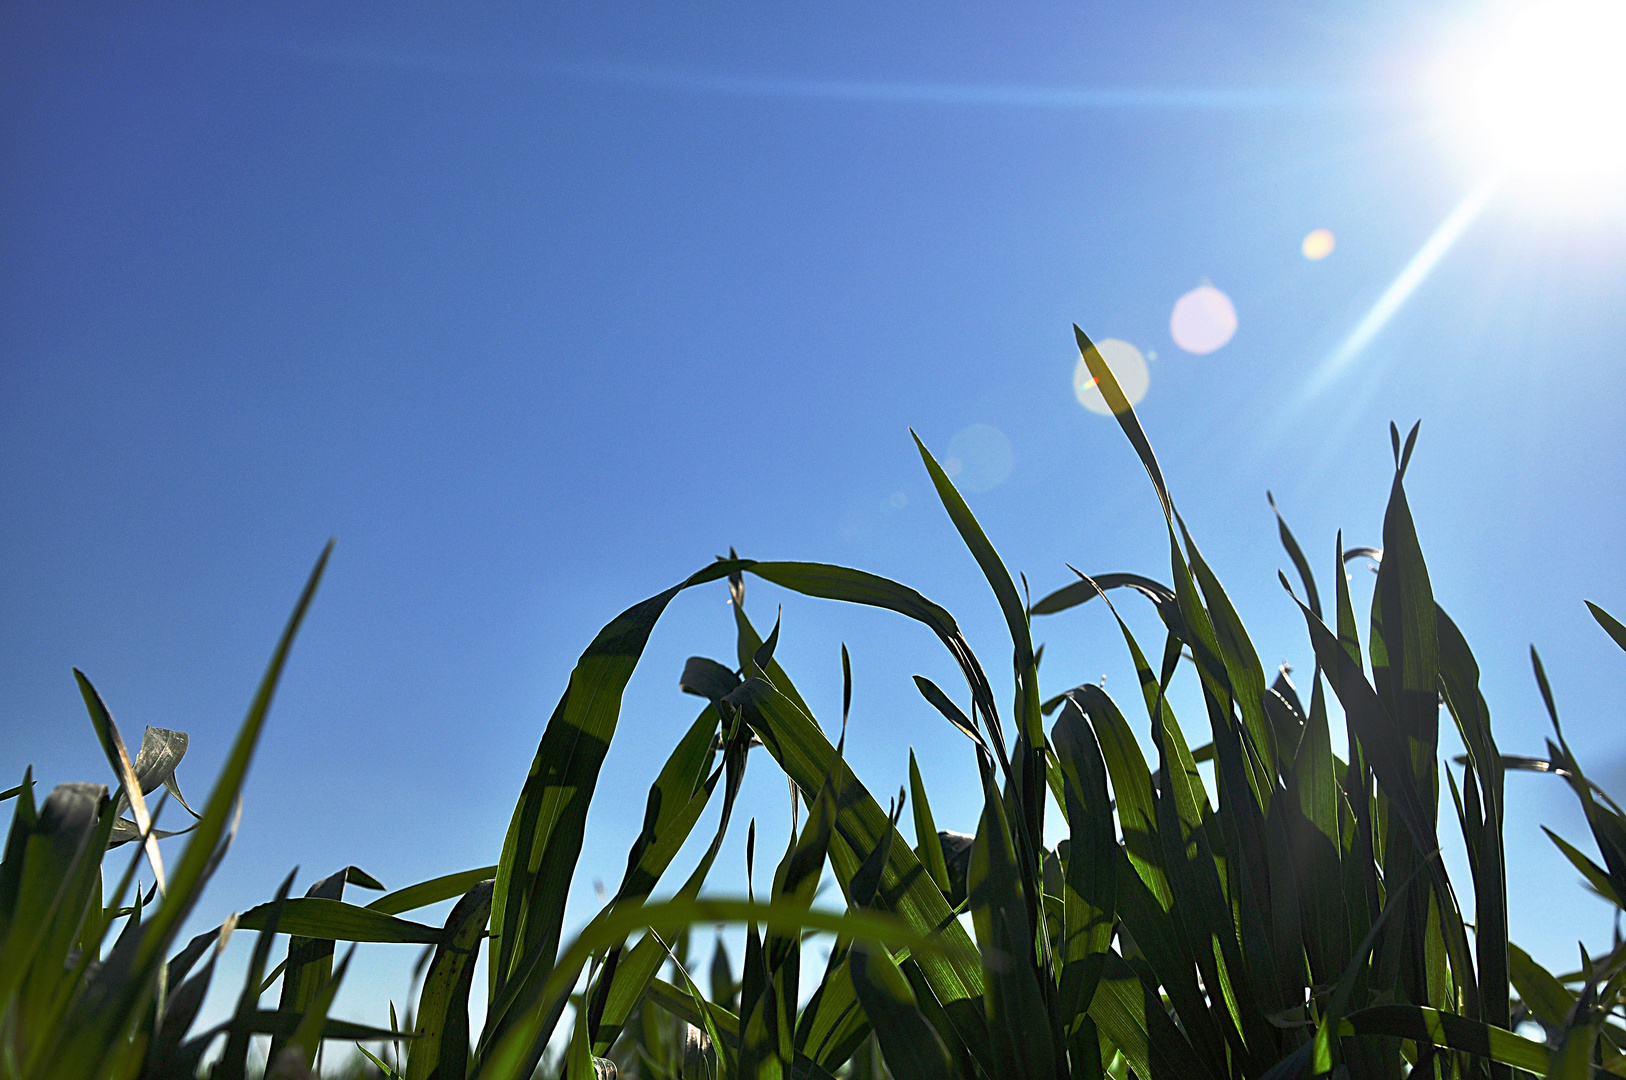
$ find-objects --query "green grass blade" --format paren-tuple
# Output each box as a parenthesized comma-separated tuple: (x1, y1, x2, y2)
(475, 896, 970, 1080)
(368, 865, 501, 915)
(1267, 492, 1321, 620)
(967, 768, 1057, 1080)
(849, 942, 955, 1080)
(75, 672, 165, 896)
(1509, 942, 1575, 1029)
(0, 782, 106, 1025)
(1027, 573, 1174, 618)
(744, 561, 1008, 772)
(1336, 1004, 1547, 1073)
(1284, 677, 1349, 988)
(1585, 601, 1626, 654)
(725, 677, 987, 1034)
(283, 943, 355, 1072)
(405, 880, 493, 1080)
(235, 897, 445, 943)
(1088, 951, 1221, 1080)
(272, 867, 379, 1061)
(908, 751, 950, 894)
(1051, 699, 1116, 1035)
(481, 558, 748, 1070)
(1541, 827, 1620, 904)
(215, 869, 297, 1080)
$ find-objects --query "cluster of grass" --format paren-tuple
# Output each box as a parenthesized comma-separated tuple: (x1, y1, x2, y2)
(7, 326, 1626, 1080)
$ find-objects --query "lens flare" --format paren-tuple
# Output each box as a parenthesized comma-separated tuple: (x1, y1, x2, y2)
(1170, 285, 1237, 354)
(1301, 228, 1336, 260)
(945, 424, 1013, 492)
(1074, 338, 1150, 415)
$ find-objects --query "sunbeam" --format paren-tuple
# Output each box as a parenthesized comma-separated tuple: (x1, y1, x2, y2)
(1301, 175, 1498, 399)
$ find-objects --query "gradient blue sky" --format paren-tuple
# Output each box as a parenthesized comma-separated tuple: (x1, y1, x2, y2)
(4, 0, 1625, 1043)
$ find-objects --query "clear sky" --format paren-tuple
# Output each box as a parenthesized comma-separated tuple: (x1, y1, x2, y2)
(4, 0, 1625, 1046)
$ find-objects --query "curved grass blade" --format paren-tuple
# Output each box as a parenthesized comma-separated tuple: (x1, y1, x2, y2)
(967, 766, 1057, 1080)
(1087, 951, 1220, 1080)
(271, 866, 384, 1062)
(476, 896, 971, 1080)
(1268, 491, 1320, 620)
(1028, 574, 1174, 618)
(76, 672, 165, 896)
(369, 865, 501, 916)
(481, 558, 749, 1070)
(236, 897, 445, 943)
(1050, 699, 1116, 1038)
(406, 880, 494, 1080)
(1335, 1005, 1547, 1073)
(1510, 942, 1576, 1030)
(724, 676, 988, 1059)
(215, 869, 298, 1080)
(849, 942, 954, 1080)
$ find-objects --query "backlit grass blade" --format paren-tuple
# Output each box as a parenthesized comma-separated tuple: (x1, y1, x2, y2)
(718, 666, 993, 1075)
(1182, 530, 1279, 807)
(281, 943, 355, 1073)
(966, 769, 1056, 1080)
(1437, 603, 1509, 1036)
(76, 672, 165, 896)
(1050, 699, 1116, 1037)
(850, 941, 955, 1080)
(585, 705, 721, 1048)
(743, 561, 1008, 778)
(911, 430, 1047, 881)
(272, 866, 383, 1062)
(1587, 601, 1626, 654)
(1268, 491, 1321, 620)
(368, 865, 501, 916)
(1148, 674, 1272, 1070)
(481, 558, 748, 1071)
(145, 919, 232, 1079)
(1067, 684, 1164, 905)
(650, 943, 740, 1079)
(1510, 942, 1576, 1030)
(475, 896, 970, 1080)
(235, 897, 445, 943)
(215, 869, 297, 1080)
(1027, 573, 1174, 618)
(1284, 679, 1350, 988)
(1336, 1004, 1547, 1073)
(1087, 951, 1220, 1080)
(405, 880, 493, 1080)
(908, 751, 950, 895)
(590, 729, 751, 1056)
(1542, 827, 1620, 904)
(0, 782, 108, 1051)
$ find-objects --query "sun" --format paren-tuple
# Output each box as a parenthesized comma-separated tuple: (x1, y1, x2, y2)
(1436, 0, 1626, 199)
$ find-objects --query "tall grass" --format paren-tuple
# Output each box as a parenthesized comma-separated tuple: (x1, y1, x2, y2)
(4, 325, 1625, 1079)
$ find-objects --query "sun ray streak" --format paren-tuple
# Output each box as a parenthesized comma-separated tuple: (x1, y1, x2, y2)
(1301, 176, 1499, 399)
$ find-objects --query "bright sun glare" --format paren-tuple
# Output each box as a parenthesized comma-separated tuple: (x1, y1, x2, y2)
(1438, 0, 1626, 198)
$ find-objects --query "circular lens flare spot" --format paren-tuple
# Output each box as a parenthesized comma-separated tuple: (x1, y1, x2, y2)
(1301, 228, 1336, 260)
(1074, 338, 1149, 416)
(944, 424, 1013, 492)
(1170, 285, 1237, 354)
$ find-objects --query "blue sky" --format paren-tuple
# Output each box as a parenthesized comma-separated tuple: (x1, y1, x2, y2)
(4, 0, 1625, 1045)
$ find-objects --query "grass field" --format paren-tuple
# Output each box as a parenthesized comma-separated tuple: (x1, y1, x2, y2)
(7, 327, 1626, 1080)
